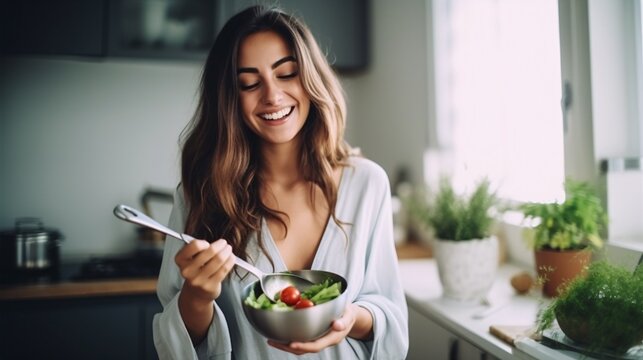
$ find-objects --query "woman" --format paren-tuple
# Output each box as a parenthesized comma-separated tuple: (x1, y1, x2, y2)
(153, 5, 408, 359)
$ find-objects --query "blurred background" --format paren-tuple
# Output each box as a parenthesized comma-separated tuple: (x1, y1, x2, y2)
(0, 0, 431, 260)
(0, 0, 643, 259)
(2, 1, 643, 359)
(1, 0, 642, 264)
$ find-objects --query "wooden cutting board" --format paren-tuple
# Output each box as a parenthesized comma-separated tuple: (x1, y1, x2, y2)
(489, 325, 538, 346)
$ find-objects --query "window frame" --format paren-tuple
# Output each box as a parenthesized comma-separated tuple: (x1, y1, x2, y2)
(561, 0, 643, 249)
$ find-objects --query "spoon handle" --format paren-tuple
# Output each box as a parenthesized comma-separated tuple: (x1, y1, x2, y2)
(113, 204, 186, 242)
(234, 257, 265, 280)
(114, 204, 264, 279)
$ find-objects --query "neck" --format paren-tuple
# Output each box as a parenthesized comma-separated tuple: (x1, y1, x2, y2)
(260, 140, 303, 186)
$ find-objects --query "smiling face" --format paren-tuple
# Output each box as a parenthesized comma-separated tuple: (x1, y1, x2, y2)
(237, 31, 311, 147)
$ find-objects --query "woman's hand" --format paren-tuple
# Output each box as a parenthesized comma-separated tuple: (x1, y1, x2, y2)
(267, 303, 372, 354)
(176, 239, 235, 344)
(176, 239, 235, 302)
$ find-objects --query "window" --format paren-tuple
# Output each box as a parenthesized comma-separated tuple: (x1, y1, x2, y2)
(575, 0, 643, 245)
(428, 0, 643, 246)
(428, 0, 565, 204)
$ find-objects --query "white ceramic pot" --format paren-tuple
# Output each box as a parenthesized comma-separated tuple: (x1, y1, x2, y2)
(432, 236, 499, 301)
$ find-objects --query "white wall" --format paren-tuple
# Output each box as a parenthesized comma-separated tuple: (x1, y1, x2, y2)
(0, 57, 201, 259)
(586, 0, 643, 241)
(588, 0, 640, 158)
(344, 0, 430, 186)
(0, 0, 430, 259)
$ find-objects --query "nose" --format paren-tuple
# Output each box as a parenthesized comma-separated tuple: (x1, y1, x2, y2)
(262, 78, 284, 105)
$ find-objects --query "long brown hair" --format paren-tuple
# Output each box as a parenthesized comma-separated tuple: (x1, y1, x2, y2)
(180, 5, 353, 262)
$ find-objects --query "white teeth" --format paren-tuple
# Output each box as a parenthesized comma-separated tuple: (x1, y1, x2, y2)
(260, 107, 292, 120)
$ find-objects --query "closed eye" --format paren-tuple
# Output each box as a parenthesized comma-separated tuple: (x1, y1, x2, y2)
(277, 71, 298, 80)
(240, 82, 260, 91)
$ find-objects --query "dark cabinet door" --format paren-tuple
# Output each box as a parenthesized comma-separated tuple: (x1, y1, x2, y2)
(219, 0, 369, 72)
(0, 0, 107, 57)
(0, 0, 369, 68)
(0, 295, 162, 360)
(106, 0, 217, 61)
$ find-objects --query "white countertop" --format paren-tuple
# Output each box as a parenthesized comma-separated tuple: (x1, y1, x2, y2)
(398, 259, 593, 360)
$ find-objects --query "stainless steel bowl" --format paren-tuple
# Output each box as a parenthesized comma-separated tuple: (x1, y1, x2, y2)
(241, 270, 348, 343)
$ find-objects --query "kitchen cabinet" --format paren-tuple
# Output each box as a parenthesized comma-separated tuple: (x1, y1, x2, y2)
(408, 302, 501, 360)
(0, 294, 162, 359)
(1, 0, 369, 71)
(0, 0, 107, 57)
(106, 0, 216, 61)
(0, 0, 212, 60)
(218, 0, 369, 72)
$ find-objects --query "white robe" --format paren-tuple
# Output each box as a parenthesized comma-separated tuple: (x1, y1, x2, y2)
(153, 156, 409, 359)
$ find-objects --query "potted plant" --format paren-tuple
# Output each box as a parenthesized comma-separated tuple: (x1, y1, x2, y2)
(521, 179, 607, 297)
(413, 177, 500, 302)
(537, 261, 643, 354)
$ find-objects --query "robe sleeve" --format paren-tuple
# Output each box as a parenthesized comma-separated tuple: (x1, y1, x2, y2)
(353, 170, 409, 360)
(152, 187, 233, 360)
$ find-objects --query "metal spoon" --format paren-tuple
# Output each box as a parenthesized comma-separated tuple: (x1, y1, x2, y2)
(113, 204, 313, 301)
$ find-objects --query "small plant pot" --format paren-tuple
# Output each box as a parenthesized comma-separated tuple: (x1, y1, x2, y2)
(432, 236, 498, 302)
(534, 249, 590, 297)
(556, 308, 643, 353)
(537, 261, 643, 355)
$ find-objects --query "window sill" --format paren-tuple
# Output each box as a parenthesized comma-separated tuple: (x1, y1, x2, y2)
(400, 258, 544, 360)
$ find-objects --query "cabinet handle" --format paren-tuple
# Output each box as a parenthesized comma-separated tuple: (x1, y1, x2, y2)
(448, 338, 459, 360)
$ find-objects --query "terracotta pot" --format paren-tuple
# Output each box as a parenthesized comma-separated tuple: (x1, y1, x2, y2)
(534, 248, 591, 297)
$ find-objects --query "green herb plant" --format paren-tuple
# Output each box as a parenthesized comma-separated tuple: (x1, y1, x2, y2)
(537, 261, 643, 353)
(521, 180, 607, 251)
(411, 178, 497, 241)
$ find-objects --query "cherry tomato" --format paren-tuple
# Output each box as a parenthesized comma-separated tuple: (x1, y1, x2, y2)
(279, 286, 301, 306)
(294, 299, 314, 309)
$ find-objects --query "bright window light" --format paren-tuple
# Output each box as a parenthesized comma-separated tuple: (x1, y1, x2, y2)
(431, 0, 565, 203)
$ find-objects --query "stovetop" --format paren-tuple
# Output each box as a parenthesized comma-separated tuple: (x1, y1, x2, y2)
(71, 254, 162, 281)
(0, 253, 162, 286)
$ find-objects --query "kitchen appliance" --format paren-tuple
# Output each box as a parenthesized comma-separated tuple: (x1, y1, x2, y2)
(70, 189, 173, 282)
(73, 254, 161, 281)
(136, 187, 173, 259)
(0, 218, 64, 284)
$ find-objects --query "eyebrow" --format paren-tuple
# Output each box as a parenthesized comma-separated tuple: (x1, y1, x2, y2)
(237, 56, 296, 74)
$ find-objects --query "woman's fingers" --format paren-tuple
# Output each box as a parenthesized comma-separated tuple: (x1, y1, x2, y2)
(194, 240, 230, 273)
(174, 239, 235, 300)
(330, 305, 356, 332)
(268, 304, 357, 354)
(267, 341, 308, 355)
(175, 239, 210, 265)
(176, 240, 225, 271)
(268, 330, 342, 354)
(209, 251, 236, 284)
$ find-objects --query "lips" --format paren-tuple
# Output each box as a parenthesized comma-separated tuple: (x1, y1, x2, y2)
(259, 106, 294, 121)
